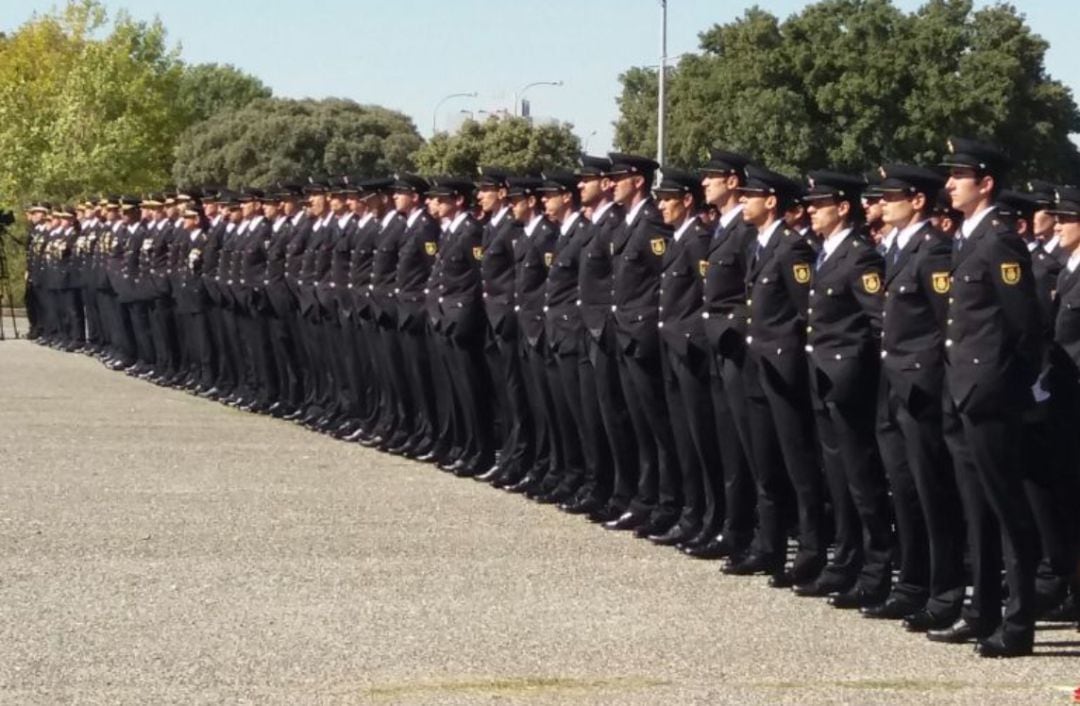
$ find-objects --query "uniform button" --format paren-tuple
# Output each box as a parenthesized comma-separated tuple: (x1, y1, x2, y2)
(947, 318, 953, 325)
(562, 314, 568, 321)
(482, 292, 488, 298)
(899, 286, 906, 293)
(746, 318, 751, 324)
(727, 313, 733, 320)
(881, 351, 887, 359)
(394, 288, 400, 294)
(701, 312, 709, 319)
(330, 282, 336, 288)
(914, 362, 921, 369)
(348, 283, 353, 289)
(826, 287, 833, 295)
(746, 336, 753, 344)
(368, 284, 374, 290)
(807, 307, 813, 314)
(658, 321, 664, 328)
(948, 297, 954, 304)
(805, 344, 814, 353)
(263, 279, 270, 285)
(776, 347, 782, 355)
(514, 305, 520, 312)
(658, 306, 664, 313)
(881, 311, 886, 318)
(746, 299, 752, 306)
(439, 297, 445, 303)
(973, 358, 980, 364)
(945, 339, 953, 347)
(809, 289, 815, 296)
(762, 277, 769, 283)
(834, 353, 841, 360)
(806, 326, 812, 333)
(611, 305, 617, 312)
(576, 299, 582, 306)
(543, 305, 549, 312)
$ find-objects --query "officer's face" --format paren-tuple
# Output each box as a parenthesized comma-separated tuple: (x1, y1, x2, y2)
(329, 194, 347, 214)
(263, 202, 279, 219)
(392, 190, 416, 214)
(739, 193, 769, 226)
(881, 191, 916, 228)
(309, 194, 327, 217)
(657, 193, 689, 225)
(1054, 214, 1080, 251)
(807, 198, 843, 236)
(612, 174, 642, 206)
(578, 175, 603, 207)
(509, 195, 532, 223)
(426, 196, 439, 218)
(241, 201, 257, 219)
(541, 192, 569, 222)
(435, 195, 461, 220)
(1033, 209, 1055, 237)
(182, 215, 198, 230)
(281, 200, 296, 216)
(701, 173, 735, 206)
(476, 186, 502, 214)
(946, 168, 993, 213)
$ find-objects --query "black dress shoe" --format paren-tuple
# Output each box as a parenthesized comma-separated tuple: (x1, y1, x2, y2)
(903, 609, 961, 633)
(634, 515, 678, 539)
(792, 576, 854, 598)
(974, 634, 1033, 658)
(722, 552, 781, 576)
(474, 465, 502, 483)
(1040, 593, 1078, 622)
(861, 596, 925, 620)
(829, 587, 888, 609)
(683, 538, 731, 560)
(926, 618, 993, 644)
(648, 524, 698, 547)
(589, 504, 624, 524)
(603, 510, 650, 531)
(506, 476, 541, 495)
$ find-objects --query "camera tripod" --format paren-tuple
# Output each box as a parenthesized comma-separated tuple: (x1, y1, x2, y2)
(0, 234, 21, 340)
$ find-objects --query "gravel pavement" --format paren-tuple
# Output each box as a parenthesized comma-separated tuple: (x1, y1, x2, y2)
(1, 338, 1078, 705)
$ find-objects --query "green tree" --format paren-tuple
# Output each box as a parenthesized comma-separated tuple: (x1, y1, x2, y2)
(176, 62, 271, 126)
(614, 0, 1080, 180)
(171, 97, 423, 188)
(413, 117, 582, 176)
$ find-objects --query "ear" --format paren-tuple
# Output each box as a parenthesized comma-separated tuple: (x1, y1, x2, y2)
(837, 200, 851, 218)
(764, 194, 778, 212)
(911, 192, 927, 213)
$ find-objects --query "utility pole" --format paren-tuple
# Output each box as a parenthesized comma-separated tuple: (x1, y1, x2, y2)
(657, 0, 668, 169)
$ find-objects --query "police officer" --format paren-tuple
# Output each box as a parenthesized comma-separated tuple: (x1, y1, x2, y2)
(693, 150, 758, 560)
(932, 137, 1042, 657)
(864, 165, 965, 631)
(652, 168, 721, 547)
(723, 165, 822, 589)
(604, 153, 679, 539)
(799, 171, 892, 608)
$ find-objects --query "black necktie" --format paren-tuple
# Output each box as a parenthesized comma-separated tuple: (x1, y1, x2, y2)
(815, 248, 826, 271)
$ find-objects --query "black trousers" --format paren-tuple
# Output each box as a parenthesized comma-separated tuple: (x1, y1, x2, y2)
(878, 374, 965, 616)
(574, 328, 614, 503)
(943, 394, 1040, 645)
(520, 337, 557, 481)
(83, 285, 101, 345)
(487, 322, 533, 480)
(709, 341, 757, 546)
(616, 335, 681, 522)
(810, 361, 893, 595)
(662, 341, 720, 535)
(399, 308, 438, 449)
(746, 354, 823, 575)
(547, 343, 586, 495)
(444, 320, 494, 470)
(129, 300, 156, 365)
(585, 324, 636, 511)
(207, 302, 235, 392)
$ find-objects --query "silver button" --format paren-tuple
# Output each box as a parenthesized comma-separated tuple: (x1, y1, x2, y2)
(702, 312, 710, 319)
(899, 286, 906, 293)
(611, 305, 617, 312)
(543, 305, 549, 312)
(881, 351, 887, 359)
(834, 353, 841, 360)
(514, 305, 520, 312)
(776, 347, 782, 355)
(945, 339, 953, 347)
(805, 344, 814, 353)
(973, 358, 980, 364)
(658, 321, 664, 328)
(746, 336, 753, 344)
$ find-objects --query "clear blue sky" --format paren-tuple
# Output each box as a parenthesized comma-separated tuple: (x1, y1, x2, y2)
(3, 0, 1078, 154)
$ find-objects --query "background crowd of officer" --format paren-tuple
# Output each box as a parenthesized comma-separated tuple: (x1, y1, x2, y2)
(20, 136, 1080, 658)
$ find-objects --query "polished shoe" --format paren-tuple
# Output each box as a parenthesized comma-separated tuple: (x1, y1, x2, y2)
(926, 618, 992, 644)
(438, 459, 466, 473)
(861, 596, 924, 620)
(683, 537, 730, 560)
(588, 504, 624, 524)
(505, 476, 541, 495)
(829, 587, 888, 609)
(722, 552, 781, 576)
(562, 496, 604, 516)
(452, 463, 481, 478)
(903, 609, 961, 633)
(792, 576, 854, 598)
(974, 634, 1033, 658)
(358, 435, 384, 448)
(633, 515, 678, 539)
(473, 465, 502, 483)
(648, 524, 698, 547)
(415, 450, 439, 463)
(603, 510, 650, 532)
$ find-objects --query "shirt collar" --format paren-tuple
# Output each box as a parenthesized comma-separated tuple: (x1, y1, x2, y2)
(1069, 250, 1080, 274)
(357, 212, 375, 229)
(673, 216, 696, 243)
(719, 204, 744, 230)
(624, 198, 647, 226)
(272, 215, 286, 232)
(290, 211, 304, 226)
(407, 208, 424, 228)
(560, 211, 581, 236)
(591, 200, 614, 224)
(897, 219, 928, 251)
(821, 227, 852, 259)
(380, 210, 398, 229)
(337, 212, 353, 229)
(249, 215, 264, 228)
(189, 228, 202, 241)
(491, 205, 510, 227)
(447, 211, 469, 234)
(756, 220, 783, 249)
(1045, 234, 1060, 252)
(961, 206, 996, 238)
(524, 214, 544, 237)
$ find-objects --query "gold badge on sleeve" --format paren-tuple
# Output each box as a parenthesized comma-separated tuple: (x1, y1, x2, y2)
(862, 272, 882, 294)
(424, 241, 437, 256)
(650, 238, 666, 256)
(1000, 262, 1021, 285)
(472, 246, 483, 261)
(931, 272, 951, 294)
(793, 263, 811, 284)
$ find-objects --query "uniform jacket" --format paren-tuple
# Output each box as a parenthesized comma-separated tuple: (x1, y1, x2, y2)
(702, 210, 757, 356)
(579, 202, 624, 339)
(544, 212, 590, 355)
(658, 216, 712, 357)
(514, 216, 559, 349)
(612, 198, 671, 359)
(396, 209, 440, 332)
(481, 208, 524, 338)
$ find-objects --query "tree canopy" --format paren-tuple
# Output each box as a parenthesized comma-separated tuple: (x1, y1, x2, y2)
(176, 62, 271, 126)
(614, 0, 1080, 181)
(171, 98, 423, 189)
(413, 117, 582, 176)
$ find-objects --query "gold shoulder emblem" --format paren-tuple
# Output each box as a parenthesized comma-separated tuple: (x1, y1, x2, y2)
(793, 263, 811, 284)
(931, 271, 951, 294)
(862, 272, 882, 294)
(1000, 262, 1021, 285)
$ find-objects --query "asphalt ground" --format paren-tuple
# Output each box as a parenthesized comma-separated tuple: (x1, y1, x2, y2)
(1, 336, 1078, 705)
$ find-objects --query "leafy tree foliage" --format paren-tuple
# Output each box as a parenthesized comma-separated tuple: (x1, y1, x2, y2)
(171, 98, 423, 188)
(176, 63, 271, 126)
(614, 0, 1080, 180)
(413, 117, 582, 176)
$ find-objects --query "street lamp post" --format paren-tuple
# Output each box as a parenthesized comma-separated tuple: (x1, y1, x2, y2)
(514, 80, 563, 117)
(432, 91, 478, 135)
(657, 0, 668, 168)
